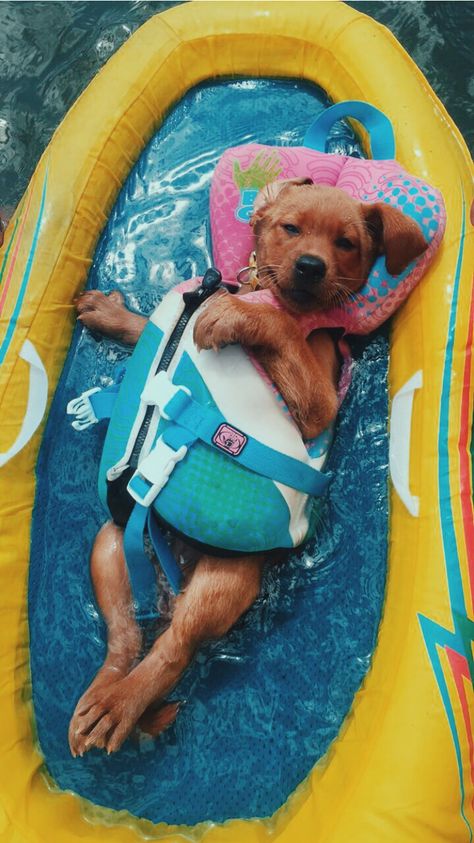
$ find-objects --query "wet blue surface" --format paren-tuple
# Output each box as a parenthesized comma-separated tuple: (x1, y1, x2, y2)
(29, 78, 389, 825)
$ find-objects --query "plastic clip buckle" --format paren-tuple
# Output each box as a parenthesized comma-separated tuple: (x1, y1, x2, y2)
(127, 437, 188, 507)
(66, 387, 101, 431)
(141, 371, 191, 420)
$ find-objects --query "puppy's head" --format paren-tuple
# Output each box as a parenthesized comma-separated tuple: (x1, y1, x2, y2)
(250, 181, 428, 312)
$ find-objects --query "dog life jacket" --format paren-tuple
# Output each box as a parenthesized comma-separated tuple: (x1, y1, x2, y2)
(67, 103, 445, 619)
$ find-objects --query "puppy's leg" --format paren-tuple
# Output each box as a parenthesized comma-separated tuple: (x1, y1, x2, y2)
(260, 328, 340, 439)
(195, 295, 339, 438)
(72, 554, 264, 755)
(76, 290, 147, 344)
(68, 522, 142, 757)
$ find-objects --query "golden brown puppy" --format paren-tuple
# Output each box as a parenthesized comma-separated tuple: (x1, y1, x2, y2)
(70, 182, 427, 757)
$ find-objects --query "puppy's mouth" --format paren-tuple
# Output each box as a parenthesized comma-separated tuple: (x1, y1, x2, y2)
(257, 262, 337, 311)
(279, 284, 332, 312)
(284, 288, 319, 308)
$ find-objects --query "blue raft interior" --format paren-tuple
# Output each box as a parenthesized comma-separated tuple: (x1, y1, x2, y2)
(29, 79, 389, 825)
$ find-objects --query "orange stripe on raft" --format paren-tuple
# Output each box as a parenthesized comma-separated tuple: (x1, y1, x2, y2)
(446, 647, 474, 812)
(0, 176, 36, 316)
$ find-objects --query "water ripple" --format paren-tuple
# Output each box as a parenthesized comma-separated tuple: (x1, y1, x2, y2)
(0, 2, 471, 208)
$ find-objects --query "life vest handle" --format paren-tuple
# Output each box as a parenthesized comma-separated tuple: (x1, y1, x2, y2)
(303, 100, 396, 160)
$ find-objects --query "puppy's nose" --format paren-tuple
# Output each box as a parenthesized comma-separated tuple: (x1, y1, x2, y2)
(294, 254, 327, 285)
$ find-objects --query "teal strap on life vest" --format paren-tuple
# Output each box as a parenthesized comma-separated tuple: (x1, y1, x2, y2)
(123, 501, 160, 621)
(66, 384, 119, 430)
(89, 388, 119, 420)
(140, 363, 332, 497)
(303, 101, 396, 160)
(122, 496, 183, 621)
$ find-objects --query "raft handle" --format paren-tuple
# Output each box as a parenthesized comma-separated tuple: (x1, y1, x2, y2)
(304, 101, 396, 160)
(0, 340, 48, 467)
(389, 370, 422, 517)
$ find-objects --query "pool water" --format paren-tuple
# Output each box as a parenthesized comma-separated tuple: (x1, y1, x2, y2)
(29, 78, 388, 826)
(0, 1, 472, 210)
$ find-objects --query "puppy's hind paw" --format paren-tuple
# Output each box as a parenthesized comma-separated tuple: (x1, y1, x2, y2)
(138, 700, 183, 738)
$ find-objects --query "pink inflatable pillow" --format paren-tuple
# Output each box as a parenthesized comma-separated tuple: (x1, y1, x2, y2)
(210, 144, 446, 334)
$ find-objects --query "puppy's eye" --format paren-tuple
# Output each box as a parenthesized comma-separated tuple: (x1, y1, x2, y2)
(282, 223, 301, 236)
(335, 237, 356, 251)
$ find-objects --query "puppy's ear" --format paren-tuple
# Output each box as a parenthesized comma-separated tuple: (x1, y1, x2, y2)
(363, 202, 429, 276)
(250, 178, 313, 228)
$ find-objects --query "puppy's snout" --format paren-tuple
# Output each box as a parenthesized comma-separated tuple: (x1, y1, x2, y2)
(294, 254, 327, 287)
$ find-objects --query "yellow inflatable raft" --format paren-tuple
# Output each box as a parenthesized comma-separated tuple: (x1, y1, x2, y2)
(0, 2, 472, 841)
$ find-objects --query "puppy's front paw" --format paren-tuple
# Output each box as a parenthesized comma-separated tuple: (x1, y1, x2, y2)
(76, 290, 146, 345)
(76, 290, 125, 332)
(193, 293, 242, 351)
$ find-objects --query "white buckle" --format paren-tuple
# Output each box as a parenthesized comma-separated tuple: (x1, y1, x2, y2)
(66, 387, 101, 431)
(141, 371, 191, 420)
(127, 437, 188, 507)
